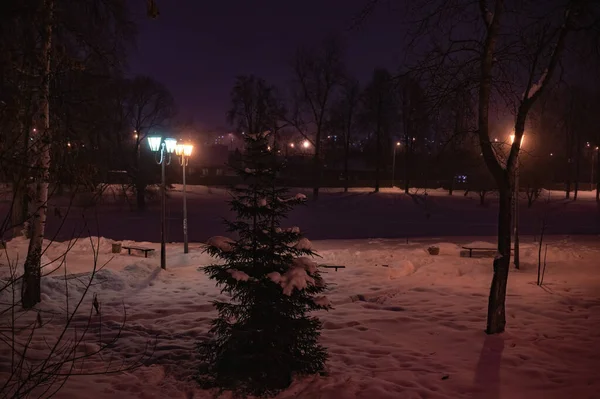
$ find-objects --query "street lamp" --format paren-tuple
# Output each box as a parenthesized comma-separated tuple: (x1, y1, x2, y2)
(509, 133, 524, 269)
(175, 143, 193, 254)
(392, 142, 401, 188)
(148, 136, 177, 270)
(302, 140, 310, 149)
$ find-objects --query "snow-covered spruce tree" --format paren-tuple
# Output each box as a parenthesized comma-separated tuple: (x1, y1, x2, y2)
(198, 131, 329, 396)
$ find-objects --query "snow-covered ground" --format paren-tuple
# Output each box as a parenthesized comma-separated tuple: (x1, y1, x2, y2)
(1, 235, 599, 398)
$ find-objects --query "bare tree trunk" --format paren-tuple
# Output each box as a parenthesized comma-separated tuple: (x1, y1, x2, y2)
(574, 141, 581, 201)
(374, 126, 381, 193)
(134, 141, 146, 210)
(596, 150, 600, 202)
(486, 184, 512, 334)
(566, 133, 572, 199)
(404, 144, 410, 194)
(22, 0, 53, 309)
(313, 151, 320, 200)
(344, 135, 350, 193)
(479, 190, 487, 206)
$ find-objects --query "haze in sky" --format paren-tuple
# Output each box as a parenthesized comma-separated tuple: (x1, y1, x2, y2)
(129, 1, 409, 131)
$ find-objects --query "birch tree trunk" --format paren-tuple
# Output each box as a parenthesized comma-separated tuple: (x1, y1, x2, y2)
(22, 0, 53, 309)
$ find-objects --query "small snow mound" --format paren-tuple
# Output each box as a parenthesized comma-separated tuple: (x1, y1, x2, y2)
(227, 269, 250, 282)
(389, 260, 416, 279)
(267, 271, 281, 283)
(280, 266, 315, 296)
(258, 198, 267, 207)
(295, 193, 307, 200)
(244, 168, 256, 174)
(313, 296, 330, 307)
(206, 236, 234, 252)
(294, 238, 312, 250)
(434, 242, 461, 255)
(293, 257, 318, 274)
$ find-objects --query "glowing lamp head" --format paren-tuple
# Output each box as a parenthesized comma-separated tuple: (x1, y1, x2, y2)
(176, 143, 193, 157)
(290, 143, 295, 148)
(396, 142, 401, 147)
(164, 138, 177, 154)
(147, 136, 162, 152)
(302, 140, 310, 149)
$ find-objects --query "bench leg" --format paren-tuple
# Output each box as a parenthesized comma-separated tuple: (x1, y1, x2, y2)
(469, 249, 473, 258)
(144, 251, 148, 258)
(128, 248, 131, 255)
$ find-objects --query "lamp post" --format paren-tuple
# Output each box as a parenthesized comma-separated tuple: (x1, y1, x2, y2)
(148, 136, 177, 270)
(510, 133, 524, 269)
(392, 142, 400, 188)
(175, 143, 193, 254)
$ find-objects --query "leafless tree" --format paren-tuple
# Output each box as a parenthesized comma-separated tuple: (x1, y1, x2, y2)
(377, 0, 600, 333)
(397, 76, 429, 194)
(360, 69, 397, 192)
(227, 75, 285, 140)
(120, 76, 175, 210)
(328, 78, 361, 192)
(290, 39, 345, 200)
(0, 232, 153, 398)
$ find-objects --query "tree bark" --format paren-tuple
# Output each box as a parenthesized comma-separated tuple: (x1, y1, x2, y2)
(404, 145, 410, 194)
(565, 133, 572, 199)
(596, 150, 600, 202)
(486, 184, 512, 334)
(313, 127, 321, 200)
(374, 125, 381, 193)
(574, 141, 580, 201)
(134, 140, 146, 210)
(136, 181, 146, 210)
(344, 135, 350, 193)
(312, 154, 320, 200)
(22, 0, 53, 309)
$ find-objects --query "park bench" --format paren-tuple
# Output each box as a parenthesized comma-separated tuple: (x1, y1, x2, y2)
(461, 246, 513, 258)
(122, 246, 155, 258)
(318, 265, 346, 272)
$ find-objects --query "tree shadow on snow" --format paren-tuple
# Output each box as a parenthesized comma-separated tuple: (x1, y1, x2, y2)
(472, 335, 505, 399)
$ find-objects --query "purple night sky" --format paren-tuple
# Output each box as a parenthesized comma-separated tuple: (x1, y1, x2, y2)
(128, 1, 409, 131)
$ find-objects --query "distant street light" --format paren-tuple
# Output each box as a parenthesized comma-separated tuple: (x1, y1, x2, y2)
(509, 133, 524, 269)
(175, 143, 193, 254)
(148, 136, 177, 269)
(392, 142, 401, 188)
(302, 140, 310, 149)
